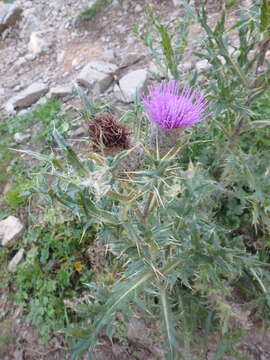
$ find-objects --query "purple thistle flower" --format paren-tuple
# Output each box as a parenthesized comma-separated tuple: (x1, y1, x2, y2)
(142, 81, 210, 130)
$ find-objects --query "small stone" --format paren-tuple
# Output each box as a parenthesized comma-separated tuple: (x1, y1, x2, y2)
(50, 86, 73, 98)
(114, 69, 148, 103)
(0, 87, 5, 96)
(8, 248, 24, 272)
(0, 4, 22, 33)
(24, 1, 33, 9)
(5, 102, 15, 114)
(28, 32, 47, 55)
(195, 59, 211, 72)
(25, 53, 36, 61)
(0, 216, 24, 247)
(134, 4, 142, 12)
(17, 109, 30, 116)
(119, 53, 142, 68)
(103, 49, 115, 62)
(13, 57, 26, 68)
(77, 60, 117, 93)
(14, 131, 31, 144)
(13, 84, 22, 92)
(127, 37, 135, 45)
(74, 64, 83, 71)
(6, 82, 49, 110)
(57, 50, 65, 64)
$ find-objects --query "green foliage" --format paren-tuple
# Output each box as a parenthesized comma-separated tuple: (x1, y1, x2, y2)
(25, 128, 269, 358)
(225, 0, 239, 8)
(77, 0, 112, 22)
(4, 185, 29, 209)
(134, 6, 190, 80)
(0, 99, 68, 200)
(14, 210, 96, 341)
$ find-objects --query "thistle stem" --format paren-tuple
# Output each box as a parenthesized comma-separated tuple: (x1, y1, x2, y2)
(142, 192, 155, 221)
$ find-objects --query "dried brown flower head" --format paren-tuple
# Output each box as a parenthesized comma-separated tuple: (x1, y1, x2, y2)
(88, 113, 131, 150)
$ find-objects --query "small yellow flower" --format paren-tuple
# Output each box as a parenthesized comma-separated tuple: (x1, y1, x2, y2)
(74, 261, 83, 272)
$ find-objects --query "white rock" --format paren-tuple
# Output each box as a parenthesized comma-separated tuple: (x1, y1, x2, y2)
(28, 32, 47, 55)
(17, 109, 30, 116)
(5, 102, 15, 114)
(0, 4, 22, 33)
(127, 37, 135, 45)
(172, 0, 181, 5)
(13, 57, 26, 68)
(120, 53, 142, 68)
(195, 59, 211, 72)
(134, 4, 143, 12)
(77, 60, 117, 93)
(0, 216, 24, 247)
(6, 82, 49, 110)
(49, 86, 73, 98)
(114, 69, 148, 103)
(13, 84, 22, 92)
(0, 87, 5, 96)
(8, 248, 24, 272)
(103, 49, 115, 62)
(25, 53, 36, 61)
(24, 1, 33, 9)
(14, 131, 31, 144)
(57, 50, 65, 64)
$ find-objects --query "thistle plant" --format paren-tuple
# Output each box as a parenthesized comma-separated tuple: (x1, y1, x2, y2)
(24, 126, 266, 359)
(143, 81, 210, 154)
(20, 1, 270, 359)
(22, 90, 268, 360)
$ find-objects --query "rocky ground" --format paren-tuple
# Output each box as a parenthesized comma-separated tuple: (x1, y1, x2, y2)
(0, 0, 170, 114)
(2, 0, 270, 359)
(1, 0, 229, 116)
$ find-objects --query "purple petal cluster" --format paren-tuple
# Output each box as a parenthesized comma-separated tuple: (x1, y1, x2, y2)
(142, 81, 210, 130)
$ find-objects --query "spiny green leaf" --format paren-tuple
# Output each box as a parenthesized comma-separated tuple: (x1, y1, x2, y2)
(11, 149, 51, 163)
(160, 286, 178, 360)
(75, 84, 94, 118)
(53, 129, 88, 176)
(78, 192, 121, 225)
